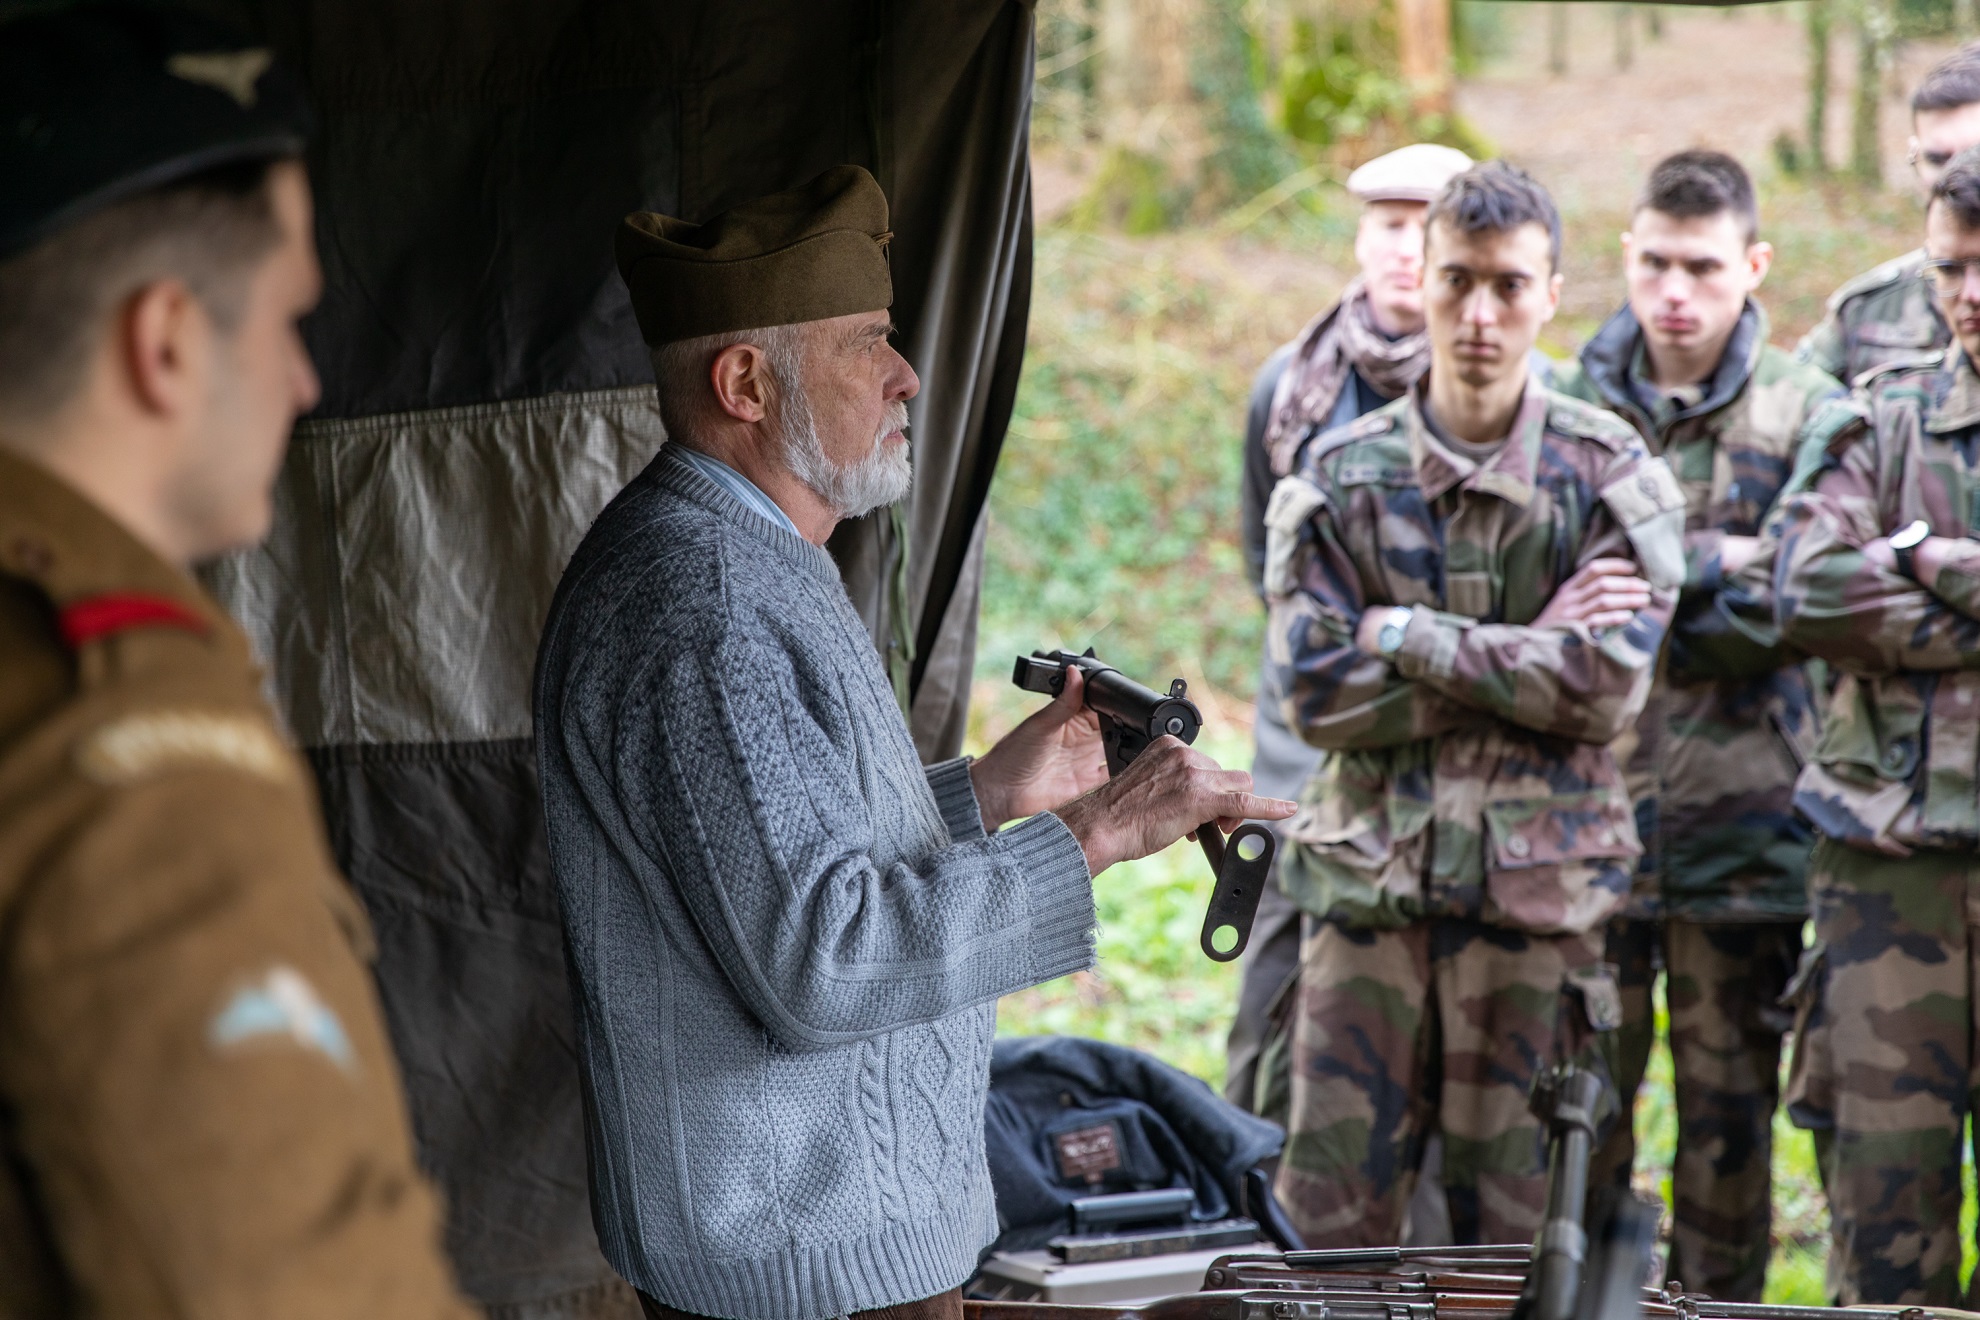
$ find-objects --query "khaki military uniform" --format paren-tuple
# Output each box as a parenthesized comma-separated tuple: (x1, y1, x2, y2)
(1775, 350, 1980, 1305)
(1262, 379, 1683, 1246)
(0, 451, 473, 1319)
(1553, 303, 1840, 1301)
(1796, 248, 1948, 387)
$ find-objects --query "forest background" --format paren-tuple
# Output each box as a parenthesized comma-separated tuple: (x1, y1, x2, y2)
(968, 0, 1974, 1300)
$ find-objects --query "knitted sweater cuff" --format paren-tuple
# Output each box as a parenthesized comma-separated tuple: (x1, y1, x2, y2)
(1002, 812, 1096, 982)
(924, 758, 986, 842)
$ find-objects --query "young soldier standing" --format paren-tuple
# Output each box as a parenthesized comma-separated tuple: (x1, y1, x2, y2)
(1265, 163, 1684, 1247)
(1798, 45, 1980, 384)
(1776, 146, 1980, 1307)
(1553, 151, 1841, 1302)
(1229, 142, 1473, 1120)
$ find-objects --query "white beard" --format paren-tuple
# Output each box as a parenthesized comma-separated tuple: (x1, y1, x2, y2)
(782, 396, 913, 519)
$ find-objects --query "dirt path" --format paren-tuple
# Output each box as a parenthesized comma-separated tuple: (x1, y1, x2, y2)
(1460, 3, 1957, 198)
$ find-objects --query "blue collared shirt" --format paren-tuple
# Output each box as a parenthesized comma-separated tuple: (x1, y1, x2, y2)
(672, 444, 802, 537)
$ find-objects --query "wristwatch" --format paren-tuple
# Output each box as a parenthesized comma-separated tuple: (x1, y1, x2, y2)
(1375, 605, 1414, 657)
(1890, 519, 1931, 580)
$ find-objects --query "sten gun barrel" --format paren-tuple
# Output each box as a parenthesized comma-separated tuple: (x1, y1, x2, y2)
(1012, 648, 1276, 962)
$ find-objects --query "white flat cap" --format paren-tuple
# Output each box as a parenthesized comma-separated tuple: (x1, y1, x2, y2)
(1347, 143, 1475, 204)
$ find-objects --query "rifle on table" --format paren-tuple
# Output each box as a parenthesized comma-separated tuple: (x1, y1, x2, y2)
(1012, 648, 1276, 963)
(967, 1046, 1980, 1320)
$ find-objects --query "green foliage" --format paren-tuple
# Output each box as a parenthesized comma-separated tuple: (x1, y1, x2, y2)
(977, 228, 1264, 699)
(1070, 147, 1182, 234)
(1896, 0, 1957, 38)
(1272, 11, 1491, 158)
(1192, 0, 1300, 204)
(1277, 17, 1411, 148)
(1453, 1, 1515, 75)
(1031, 0, 1100, 148)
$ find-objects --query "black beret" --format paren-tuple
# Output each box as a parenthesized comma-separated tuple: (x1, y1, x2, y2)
(0, 4, 310, 261)
(617, 165, 894, 345)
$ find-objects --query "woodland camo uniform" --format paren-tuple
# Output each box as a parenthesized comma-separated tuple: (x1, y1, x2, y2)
(1552, 299, 1841, 1301)
(1774, 347, 1980, 1306)
(1263, 376, 1682, 1246)
(1796, 249, 1949, 386)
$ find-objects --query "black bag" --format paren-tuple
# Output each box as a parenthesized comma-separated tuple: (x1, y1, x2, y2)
(983, 1035, 1301, 1254)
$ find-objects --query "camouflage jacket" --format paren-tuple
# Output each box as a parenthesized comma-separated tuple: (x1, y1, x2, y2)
(1795, 248, 1948, 387)
(1552, 302, 1840, 921)
(1776, 349, 1980, 854)
(1263, 378, 1683, 935)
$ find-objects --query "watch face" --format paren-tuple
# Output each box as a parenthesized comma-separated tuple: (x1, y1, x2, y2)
(1891, 519, 1931, 550)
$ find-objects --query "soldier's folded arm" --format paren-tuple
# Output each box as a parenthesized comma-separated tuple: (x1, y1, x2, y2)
(1664, 395, 1848, 681)
(1383, 475, 1678, 745)
(1265, 485, 1475, 751)
(602, 624, 1092, 1051)
(2, 767, 471, 1319)
(1776, 417, 1980, 674)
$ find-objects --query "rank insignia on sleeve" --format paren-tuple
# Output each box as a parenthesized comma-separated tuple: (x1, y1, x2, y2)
(75, 710, 291, 785)
(209, 966, 356, 1074)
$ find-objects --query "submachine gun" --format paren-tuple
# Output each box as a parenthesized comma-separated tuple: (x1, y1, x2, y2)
(1012, 649, 1277, 963)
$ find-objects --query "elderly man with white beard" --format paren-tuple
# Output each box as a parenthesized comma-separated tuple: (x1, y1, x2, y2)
(533, 167, 1293, 1320)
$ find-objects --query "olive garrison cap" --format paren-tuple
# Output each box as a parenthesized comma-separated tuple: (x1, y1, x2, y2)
(617, 165, 894, 345)
(0, 4, 310, 262)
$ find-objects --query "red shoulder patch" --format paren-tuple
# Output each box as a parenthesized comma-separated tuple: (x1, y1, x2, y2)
(58, 594, 209, 648)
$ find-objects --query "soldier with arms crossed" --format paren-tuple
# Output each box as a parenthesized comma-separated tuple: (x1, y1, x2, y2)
(1776, 146, 1980, 1306)
(1265, 162, 1684, 1247)
(0, 8, 471, 1317)
(1798, 44, 1980, 384)
(1552, 150, 1840, 1301)
(1228, 142, 1473, 1121)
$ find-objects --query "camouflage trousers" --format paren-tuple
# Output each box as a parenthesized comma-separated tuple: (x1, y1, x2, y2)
(1273, 919, 1616, 1247)
(1800, 840, 1980, 1306)
(1589, 917, 1801, 1302)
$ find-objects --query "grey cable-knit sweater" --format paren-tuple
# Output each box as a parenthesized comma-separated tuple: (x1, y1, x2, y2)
(534, 445, 1096, 1320)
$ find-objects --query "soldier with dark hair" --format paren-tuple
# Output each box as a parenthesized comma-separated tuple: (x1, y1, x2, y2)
(1797, 43, 1980, 384)
(1774, 144, 1980, 1305)
(0, 7, 472, 1316)
(1264, 161, 1682, 1248)
(1229, 142, 1473, 1124)
(1554, 148, 1841, 1302)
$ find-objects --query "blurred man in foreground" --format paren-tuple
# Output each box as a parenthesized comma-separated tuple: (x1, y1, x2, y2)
(1554, 149, 1840, 1301)
(535, 166, 1293, 1320)
(1774, 146, 1980, 1306)
(1265, 162, 1682, 1247)
(1797, 43, 1980, 383)
(1228, 141, 1473, 1121)
(0, 7, 471, 1317)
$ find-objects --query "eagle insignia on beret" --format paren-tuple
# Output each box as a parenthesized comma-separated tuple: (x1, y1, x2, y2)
(166, 49, 273, 109)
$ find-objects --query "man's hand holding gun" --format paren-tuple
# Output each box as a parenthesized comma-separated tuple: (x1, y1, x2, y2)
(972, 662, 1293, 878)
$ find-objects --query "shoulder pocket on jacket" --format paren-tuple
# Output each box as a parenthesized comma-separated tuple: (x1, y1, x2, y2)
(1263, 476, 1329, 599)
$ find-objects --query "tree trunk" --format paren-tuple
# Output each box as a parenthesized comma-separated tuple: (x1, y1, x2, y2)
(1808, 0, 1832, 174)
(1549, 4, 1570, 76)
(1851, 0, 1893, 184)
(1396, 0, 1453, 116)
(1614, 5, 1634, 72)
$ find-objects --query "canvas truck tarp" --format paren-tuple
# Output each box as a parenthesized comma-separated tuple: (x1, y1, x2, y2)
(185, 2, 1037, 1315)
